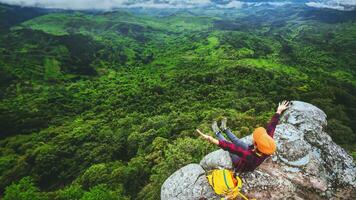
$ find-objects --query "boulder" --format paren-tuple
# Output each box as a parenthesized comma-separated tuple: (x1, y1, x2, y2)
(160, 164, 219, 200)
(200, 149, 233, 171)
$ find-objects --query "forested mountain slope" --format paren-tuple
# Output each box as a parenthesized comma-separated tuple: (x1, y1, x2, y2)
(0, 3, 355, 199)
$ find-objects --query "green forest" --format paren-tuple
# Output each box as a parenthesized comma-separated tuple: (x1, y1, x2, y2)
(0, 2, 355, 200)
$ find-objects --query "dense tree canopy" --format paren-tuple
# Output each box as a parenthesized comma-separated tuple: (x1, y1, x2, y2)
(0, 3, 355, 200)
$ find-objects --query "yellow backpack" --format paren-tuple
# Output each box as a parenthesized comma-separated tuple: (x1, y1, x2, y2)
(207, 169, 252, 200)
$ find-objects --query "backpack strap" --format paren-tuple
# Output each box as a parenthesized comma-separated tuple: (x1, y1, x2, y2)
(237, 191, 249, 200)
(252, 148, 263, 157)
(222, 170, 231, 190)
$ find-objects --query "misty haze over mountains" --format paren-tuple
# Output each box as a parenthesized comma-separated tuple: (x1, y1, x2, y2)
(0, 0, 355, 11)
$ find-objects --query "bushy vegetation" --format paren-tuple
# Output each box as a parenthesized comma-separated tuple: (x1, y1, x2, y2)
(0, 3, 355, 200)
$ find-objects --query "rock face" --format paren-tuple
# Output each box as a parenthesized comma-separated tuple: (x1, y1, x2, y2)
(200, 149, 233, 171)
(160, 164, 219, 200)
(161, 101, 356, 200)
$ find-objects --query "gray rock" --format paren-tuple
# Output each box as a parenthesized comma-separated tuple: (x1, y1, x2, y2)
(160, 164, 219, 200)
(240, 134, 253, 146)
(200, 149, 233, 171)
(161, 101, 356, 200)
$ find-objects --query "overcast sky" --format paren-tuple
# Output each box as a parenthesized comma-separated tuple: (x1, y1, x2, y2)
(306, 0, 356, 11)
(0, 0, 354, 11)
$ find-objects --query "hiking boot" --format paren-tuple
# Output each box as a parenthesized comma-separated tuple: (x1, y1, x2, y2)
(220, 117, 227, 131)
(211, 121, 220, 133)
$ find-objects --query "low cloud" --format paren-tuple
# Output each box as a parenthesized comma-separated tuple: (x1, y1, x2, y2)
(216, 1, 292, 9)
(0, 0, 212, 10)
(306, 0, 356, 11)
(3, 0, 350, 11)
(256, 2, 292, 7)
(217, 1, 244, 9)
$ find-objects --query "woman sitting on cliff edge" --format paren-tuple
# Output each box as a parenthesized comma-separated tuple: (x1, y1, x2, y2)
(197, 100, 290, 173)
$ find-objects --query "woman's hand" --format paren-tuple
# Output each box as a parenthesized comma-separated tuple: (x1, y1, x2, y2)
(196, 129, 209, 140)
(276, 100, 290, 114)
(196, 129, 219, 145)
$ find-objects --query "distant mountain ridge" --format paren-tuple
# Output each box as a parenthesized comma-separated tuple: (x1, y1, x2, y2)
(0, 3, 47, 29)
